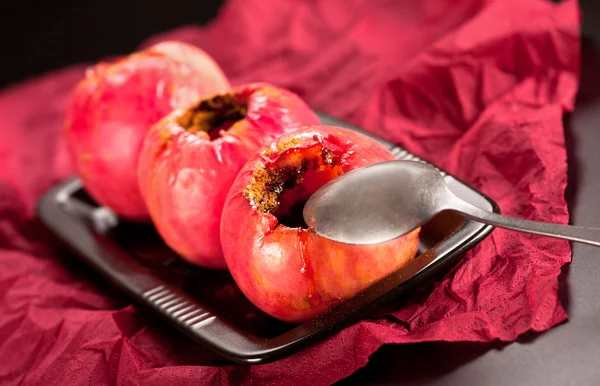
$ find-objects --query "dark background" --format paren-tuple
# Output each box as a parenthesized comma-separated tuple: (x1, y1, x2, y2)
(2, 1, 600, 385)
(0, 0, 225, 89)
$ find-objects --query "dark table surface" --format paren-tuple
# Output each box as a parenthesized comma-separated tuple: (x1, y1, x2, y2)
(3, 1, 600, 385)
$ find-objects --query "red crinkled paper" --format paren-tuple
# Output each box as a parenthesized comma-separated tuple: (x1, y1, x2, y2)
(0, 0, 580, 384)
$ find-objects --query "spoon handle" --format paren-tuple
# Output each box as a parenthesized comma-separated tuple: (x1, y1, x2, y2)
(452, 199, 600, 247)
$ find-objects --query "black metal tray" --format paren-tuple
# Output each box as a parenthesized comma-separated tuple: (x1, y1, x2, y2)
(35, 112, 499, 364)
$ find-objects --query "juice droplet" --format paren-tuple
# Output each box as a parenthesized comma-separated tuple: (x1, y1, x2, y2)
(298, 230, 320, 307)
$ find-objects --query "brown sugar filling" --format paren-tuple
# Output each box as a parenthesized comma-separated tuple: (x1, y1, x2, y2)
(244, 144, 344, 228)
(176, 93, 248, 140)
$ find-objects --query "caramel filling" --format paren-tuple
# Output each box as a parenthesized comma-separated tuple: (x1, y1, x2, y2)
(176, 93, 248, 140)
(244, 144, 344, 228)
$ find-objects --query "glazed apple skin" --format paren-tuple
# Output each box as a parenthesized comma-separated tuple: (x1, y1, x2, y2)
(137, 83, 321, 269)
(220, 126, 421, 323)
(65, 41, 230, 221)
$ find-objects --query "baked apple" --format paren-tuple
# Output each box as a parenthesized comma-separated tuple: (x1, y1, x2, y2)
(220, 126, 421, 323)
(65, 41, 230, 221)
(137, 83, 321, 269)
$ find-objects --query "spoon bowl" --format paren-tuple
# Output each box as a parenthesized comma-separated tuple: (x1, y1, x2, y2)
(303, 160, 600, 247)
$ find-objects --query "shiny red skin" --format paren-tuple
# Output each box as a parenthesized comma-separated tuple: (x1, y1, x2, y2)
(65, 41, 230, 221)
(137, 83, 321, 269)
(220, 126, 421, 323)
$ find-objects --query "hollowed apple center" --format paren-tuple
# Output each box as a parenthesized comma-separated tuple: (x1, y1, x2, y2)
(244, 144, 344, 229)
(176, 93, 248, 140)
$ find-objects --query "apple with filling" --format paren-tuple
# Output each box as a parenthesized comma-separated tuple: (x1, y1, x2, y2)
(220, 126, 421, 323)
(137, 83, 321, 269)
(65, 41, 230, 220)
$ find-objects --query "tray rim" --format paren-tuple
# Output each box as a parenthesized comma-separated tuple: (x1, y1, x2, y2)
(35, 115, 500, 365)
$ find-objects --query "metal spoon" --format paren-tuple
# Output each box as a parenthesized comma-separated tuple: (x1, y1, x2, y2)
(303, 160, 600, 246)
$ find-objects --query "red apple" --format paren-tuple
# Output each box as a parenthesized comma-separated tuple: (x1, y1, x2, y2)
(137, 83, 321, 269)
(220, 126, 421, 323)
(64, 41, 230, 221)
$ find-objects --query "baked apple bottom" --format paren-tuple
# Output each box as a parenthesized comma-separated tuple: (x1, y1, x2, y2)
(221, 126, 421, 323)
